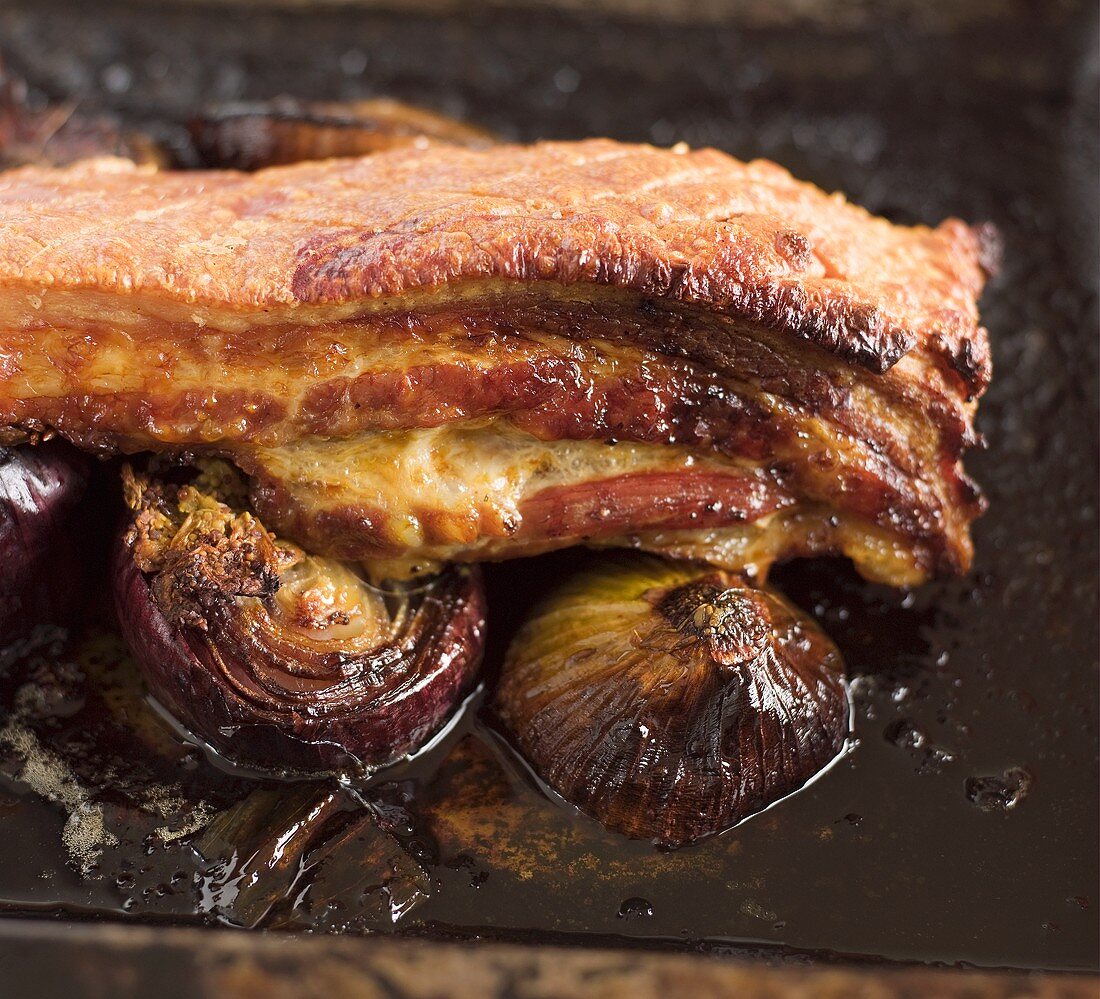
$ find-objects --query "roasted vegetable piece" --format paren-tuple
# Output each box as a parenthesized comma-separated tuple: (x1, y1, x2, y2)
(190, 97, 493, 169)
(0, 442, 89, 642)
(112, 461, 486, 775)
(494, 556, 849, 846)
(0, 61, 167, 168)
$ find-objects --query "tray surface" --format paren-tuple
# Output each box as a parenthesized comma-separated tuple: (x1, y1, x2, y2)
(0, 0, 1096, 974)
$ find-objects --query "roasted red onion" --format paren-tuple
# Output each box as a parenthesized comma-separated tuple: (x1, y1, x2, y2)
(113, 461, 486, 775)
(494, 556, 849, 846)
(189, 97, 493, 170)
(0, 442, 89, 642)
(0, 62, 167, 168)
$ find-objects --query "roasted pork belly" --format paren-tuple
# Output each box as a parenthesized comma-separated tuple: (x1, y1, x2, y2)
(0, 140, 992, 585)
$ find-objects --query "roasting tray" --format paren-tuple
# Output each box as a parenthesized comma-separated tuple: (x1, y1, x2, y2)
(0, 0, 1096, 994)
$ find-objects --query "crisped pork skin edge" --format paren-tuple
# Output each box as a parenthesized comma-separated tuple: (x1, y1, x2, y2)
(0, 141, 993, 390)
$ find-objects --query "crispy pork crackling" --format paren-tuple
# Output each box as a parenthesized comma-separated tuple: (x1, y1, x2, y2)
(0, 139, 992, 584)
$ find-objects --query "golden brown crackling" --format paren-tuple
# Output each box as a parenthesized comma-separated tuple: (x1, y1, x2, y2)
(0, 140, 989, 387)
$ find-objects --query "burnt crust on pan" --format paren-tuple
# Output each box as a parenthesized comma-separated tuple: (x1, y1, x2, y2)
(0, 139, 990, 388)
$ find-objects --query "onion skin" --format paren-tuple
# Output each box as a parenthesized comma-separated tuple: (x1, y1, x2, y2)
(494, 556, 849, 847)
(189, 98, 493, 170)
(0, 65, 167, 169)
(0, 442, 89, 642)
(113, 463, 486, 775)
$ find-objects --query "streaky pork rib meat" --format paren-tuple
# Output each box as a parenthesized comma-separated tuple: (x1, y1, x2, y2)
(0, 139, 992, 585)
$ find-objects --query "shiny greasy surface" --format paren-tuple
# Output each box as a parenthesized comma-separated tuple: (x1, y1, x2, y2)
(219, 295, 977, 580)
(245, 422, 793, 560)
(0, 441, 87, 640)
(494, 556, 849, 845)
(0, 288, 983, 582)
(0, 0, 1095, 974)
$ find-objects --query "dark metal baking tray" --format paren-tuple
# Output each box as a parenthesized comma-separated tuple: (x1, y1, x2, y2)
(0, 0, 1096, 992)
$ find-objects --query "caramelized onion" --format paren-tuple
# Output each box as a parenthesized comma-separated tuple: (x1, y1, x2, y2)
(0, 442, 89, 641)
(112, 461, 486, 775)
(0, 63, 167, 169)
(190, 97, 493, 170)
(494, 556, 849, 846)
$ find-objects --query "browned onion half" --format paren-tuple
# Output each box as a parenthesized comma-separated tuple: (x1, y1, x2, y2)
(494, 556, 850, 847)
(189, 97, 494, 170)
(0, 441, 89, 642)
(0, 62, 168, 169)
(112, 460, 486, 776)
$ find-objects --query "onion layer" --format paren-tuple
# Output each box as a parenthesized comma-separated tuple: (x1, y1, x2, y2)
(113, 461, 486, 775)
(494, 556, 849, 846)
(0, 442, 89, 642)
(189, 97, 493, 170)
